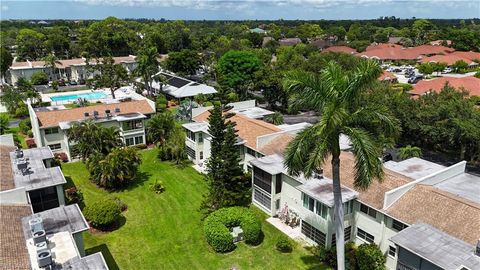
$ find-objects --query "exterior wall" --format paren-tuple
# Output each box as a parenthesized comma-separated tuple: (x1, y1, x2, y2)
(56, 185, 66, 206)
(10, 67, 49, 85)
(73, 232, 86, 257)
(397, 247, 442, 270)
(28, 103, 42, 147)
(0, 187, 28, 204)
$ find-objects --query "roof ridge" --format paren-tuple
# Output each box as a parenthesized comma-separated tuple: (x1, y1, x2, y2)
(232, 113, 280, 131)
(420, 184, 480, 209)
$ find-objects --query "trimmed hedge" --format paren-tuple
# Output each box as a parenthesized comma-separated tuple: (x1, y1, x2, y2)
(204, 207, 262, 253)
(84, 198, 121, 229)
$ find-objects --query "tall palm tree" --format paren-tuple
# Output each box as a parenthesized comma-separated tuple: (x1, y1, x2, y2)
(146, 111, 175, 145)
(135, 46, 159, 96)
(283, 61, 397, 270)
(42, 54, 62, 81)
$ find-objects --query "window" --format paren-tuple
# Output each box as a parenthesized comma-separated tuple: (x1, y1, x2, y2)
(253, 167, 272, 193)
(134, 136, 143, 145)
(200, 151, 203, 160)
(356, 228, 374, 243)
(185, 129, 196, 141)
(246, 147, 256, 156)
(331, 226, 352, 247)
(253, 188, 271, 210)
(360, 203, 377, 219)
(343, 200, 354, 215)
(315, 201, 328, 219)
(122, 120, 143, 131)
(44, 127, 59, 135)
(125, 137, 134, 146)
(275, 174, 282, 194)
(198, 132, 203, 143)
(186, 146, 196, 159)
(302, 193, 315, 212)
(392, 219, 408, 232)
(275, 199, 280, 210)
(48, 143, 61, 150)
(302, 193, 328, 219)
(29, 187, 59, 213)
(388, 245, 396, 257)
(301, 221, 326, 246)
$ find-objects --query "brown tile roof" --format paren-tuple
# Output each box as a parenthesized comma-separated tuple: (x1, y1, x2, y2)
(323, 46, 357, 54)
(322, 151, 412, 209)
(385, 184, 480, 245)
(259, 134, 294, 156)
(35, 100, 155, 128)
(0, 204, 32, 270)
(421, 54, 475, 66)
(410, 76, 480, 97)
(279, 38, 302, 46)
(193, 111, 281, 150)
(450, 51, 480, 62)
(359, 44, 455, 61)
(0, 145, 16, 191)
(365, 43, 403, 52)
(379, 70, 397, 81)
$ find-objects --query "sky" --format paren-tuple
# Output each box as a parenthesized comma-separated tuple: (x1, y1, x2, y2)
(1, 0, 479, 20)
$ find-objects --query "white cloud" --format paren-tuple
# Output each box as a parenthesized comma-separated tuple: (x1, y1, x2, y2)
(1, 5, 9, 11)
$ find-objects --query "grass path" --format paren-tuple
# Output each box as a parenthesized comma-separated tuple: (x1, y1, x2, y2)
(62, 149, 329, 270)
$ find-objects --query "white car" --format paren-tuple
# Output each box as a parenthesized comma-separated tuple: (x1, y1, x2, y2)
(442, 68, 453, 74)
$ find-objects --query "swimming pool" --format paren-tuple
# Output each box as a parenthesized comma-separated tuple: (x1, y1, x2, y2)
(50, 92, 107, 102)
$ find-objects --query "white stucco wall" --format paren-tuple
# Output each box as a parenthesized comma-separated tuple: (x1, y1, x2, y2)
(0, 187, 28, 204)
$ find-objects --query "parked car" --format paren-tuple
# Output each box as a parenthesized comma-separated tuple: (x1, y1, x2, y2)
(442, 67, 453, 74)
(408, 75, 423, 84)
(77, 78, 86, 85)
(69, 80, 77, 85)
(57, 79, 66, 86)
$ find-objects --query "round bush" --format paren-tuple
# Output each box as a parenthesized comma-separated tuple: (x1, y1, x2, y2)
(275, 236, 293, 253)
(356, 243, 386, 270)
(204, 207, 262, 253)
(84, 198, 121, 229)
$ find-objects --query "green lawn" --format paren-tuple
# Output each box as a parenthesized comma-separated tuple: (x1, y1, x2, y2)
(62, 149, 329, 270)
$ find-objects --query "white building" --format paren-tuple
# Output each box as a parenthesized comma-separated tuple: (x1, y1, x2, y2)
(150, 71, 217, 100)
(8, 55, 137, 85)
(28, 89, 155, 160)
(250, 152, 480, 270)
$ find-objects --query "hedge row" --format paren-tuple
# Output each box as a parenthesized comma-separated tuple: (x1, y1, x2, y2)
(204, 207, 262, 253)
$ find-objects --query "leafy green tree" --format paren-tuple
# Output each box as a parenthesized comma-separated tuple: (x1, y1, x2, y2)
(398, 145, 422, 160)
(356, 243, 386, 270)
(411, 19, 436, 45)
(66, 121, 124, 161)
(165, 49, 201, 76)
(217, 50, 261, 99)
(155, 93, 168, 112)
(417, 63, 434, 75)
(146, 111, 175, 145)
(91, 56, 129, 99)
(135, 46, 159, 97)
(265, 112, 284, 125)
(158, 126, 188, 165)
(87, 147, 141, 189)
(0, 85, 24, 114)
(296, 23, 323, 41)
(44, 26, 71, 58)
(452, 60, 468, 73)
(283, 61, 397, 269)
(42, 54, 61, 81)
(16, 29, 45, 60)
(30, 71, 49, 85)
(0, 113, 10, 135)
(449, 28, 480, 51)
(0, 46, 13, 82)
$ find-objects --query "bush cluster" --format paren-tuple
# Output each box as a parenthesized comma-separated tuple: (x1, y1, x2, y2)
(204, 207, 262, 253)
(275, 235, 293, 253)
(65, 187, 84, 205)
(318, 242, 383, 270)
(19, 119, 31, 134)
(84, 198, 121, 229)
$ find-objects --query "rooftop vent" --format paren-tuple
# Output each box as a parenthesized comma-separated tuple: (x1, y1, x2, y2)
(37, 250, 52, 268)
(105, 109, 111, 115)
(114, 107, 121, 113)
(84, 112, 90, 118)
(15, 148, 24, 159)
(313, 168, 323, 179)
(17, 161, 28, 172)
(93, 111, 99, 118)
(33, 230, 46, 244)
(29, 217, 44, 233)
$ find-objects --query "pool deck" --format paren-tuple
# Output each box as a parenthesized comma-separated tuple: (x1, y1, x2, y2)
(40, 87, 139, 105)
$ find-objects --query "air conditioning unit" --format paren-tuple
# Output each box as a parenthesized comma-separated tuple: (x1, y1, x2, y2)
(17, 161, 28, 171)
(37, 250, 52, 268)
(114, 107, 121, 113)
(105, 109, 111, 117)
(84, 112, 90, 118)
(33, 230, 46, 244)
(93, 111, 99, 118)
(35, 241, 48, 253)
(15, 149, 24, 158)
(29, 217, 44, 233)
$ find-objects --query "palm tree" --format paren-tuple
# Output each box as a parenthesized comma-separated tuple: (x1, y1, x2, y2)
(135, 46, 159, 96)
(42, 54, 62, 81)
(146, 111, 175, 145)
(283, 61, 397, 270)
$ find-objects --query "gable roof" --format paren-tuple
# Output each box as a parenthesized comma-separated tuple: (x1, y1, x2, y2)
(323, 46, 357, 54)
(450, 51, 480, 62)
(420, 54, 476, 66)
(410, 76, 480, 97)
(259, 134, 294, 156)
(193, 111, 281, 150)
(35, 100, 155, 128)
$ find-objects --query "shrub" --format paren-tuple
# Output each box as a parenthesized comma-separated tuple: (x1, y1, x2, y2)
(318, 246, 337, 268)
(149, 180, 165, 194)
(30, 71, 49, 85)
(15, 103, 28, 118)
(135, 143, 148, 150)
(19, 119, 31, 134)
(356, 243, 386, 270)
(112, 196, 128, 212)
(54, 152, 69, 162)
(275, 235, 293, 253)
(65, 187, 84, 205)
(27, 130, 33, 138)
(156, 94, 168, 112)
(26, 138, 36, 148)
(475, 71, 480, 78)
(204, 207, 263, 253)
(83, 198, 121, 229)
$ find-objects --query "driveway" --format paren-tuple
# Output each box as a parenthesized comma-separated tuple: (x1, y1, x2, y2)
(283, 111, 318, 125)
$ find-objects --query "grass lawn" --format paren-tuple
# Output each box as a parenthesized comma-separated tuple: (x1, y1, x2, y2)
(6, 126, 28, 149)
(62, 149, 329, 270)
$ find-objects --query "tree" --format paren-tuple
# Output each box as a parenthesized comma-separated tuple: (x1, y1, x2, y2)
(0, 46, 13, 83)
(283, 61, 397, 270)
(356, 243, 386, 270)
(158, 126, 188, 165)
(411, 19, 436, 45)
(452, 60, 468, 73)
(66, 121, 124, 161)
(449, 28, 480, 51)
(265, 112, 284, 125)
(30, 71, 49, 85)
(398, 145, 422, 159)
(0, 113, 10, 135)
(146, 111, 175, 145)
(91, 56, 129, 99)
(87, 147, 141, 189)
(165, 49, 201, 76)
(42, 54, 61, 81)
(155, 93, 168, 112)
(0, 85, 24, 114)
(417, 63, 434, 76)
(217, 50, 261, 99)
(16, 29, 45, 60)
(135, 46, 159, 97)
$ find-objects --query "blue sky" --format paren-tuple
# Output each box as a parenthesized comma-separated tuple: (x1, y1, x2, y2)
(1, 0, 479, 20)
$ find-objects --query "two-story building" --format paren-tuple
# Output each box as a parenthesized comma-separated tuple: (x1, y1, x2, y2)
(28, 91, 155, 160)
(250, 152, 480, 270)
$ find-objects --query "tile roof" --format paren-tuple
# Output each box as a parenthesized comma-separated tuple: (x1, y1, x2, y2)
(10, 56, 136, 70)
(359, 44, 455, 60)
(385, 184, 480, 245)
(193, 111, 281, 150)
(450, 51, 480, 62)
(379, 70, 397, 81)
(0, 204, 32, 270)
(259, 134, 294, 156)
(365, 43, 403, 52)
(279, 38, 302, 46)
(323, 46, 357, 54)
(0, 144, 16, 191)
(322, 151, 412, 209)
(420, 54, 475, 65)
(35, 100, 155, 128)
(410, 76, 480, 97)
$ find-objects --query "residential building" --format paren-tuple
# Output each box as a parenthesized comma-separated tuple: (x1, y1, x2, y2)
(322, 46, 357, 54)
(150, 71, 217, 100)
(410, 76, 480, 97)
(420, 54, 479, 67)
(388, 37, 403, 44)
(279, 38, 302, 46)
(249, 27, 267, 34)
(7, 55, 137, 85)
(250, 151, 480, 270)
(183, 105, 308, 172)
(28, 89, 155, 160)
(358, 43, 455, 61)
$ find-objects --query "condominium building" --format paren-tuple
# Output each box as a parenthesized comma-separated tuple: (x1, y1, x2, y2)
(250, 152, 480, 270)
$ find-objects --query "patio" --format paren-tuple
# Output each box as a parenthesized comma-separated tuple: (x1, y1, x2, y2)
(266, 217, 315, 246)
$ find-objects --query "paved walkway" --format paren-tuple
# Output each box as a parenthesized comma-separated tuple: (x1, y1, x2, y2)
(266, 217, 314, 246)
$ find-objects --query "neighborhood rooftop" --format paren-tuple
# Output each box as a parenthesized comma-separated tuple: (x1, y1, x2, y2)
(410, 76, 480, 97)
(151, 71, 217, 98)
(10, 55, 136, 70)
